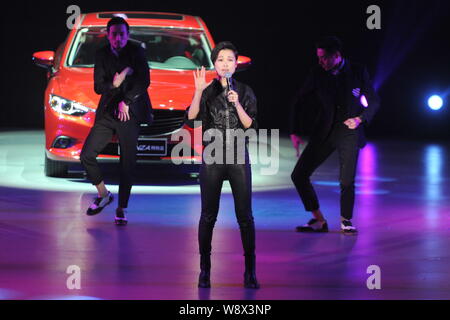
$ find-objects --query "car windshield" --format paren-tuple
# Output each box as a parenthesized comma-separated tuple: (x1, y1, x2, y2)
(66, 26, 213, 70)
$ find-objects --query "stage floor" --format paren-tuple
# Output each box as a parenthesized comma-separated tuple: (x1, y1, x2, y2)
(0, 130, 449, 300)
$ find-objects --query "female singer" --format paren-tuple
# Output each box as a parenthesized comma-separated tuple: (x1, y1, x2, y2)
(186, 41, 259, 289)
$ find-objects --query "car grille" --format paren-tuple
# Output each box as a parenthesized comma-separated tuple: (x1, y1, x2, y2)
(139, 109, 186, 137)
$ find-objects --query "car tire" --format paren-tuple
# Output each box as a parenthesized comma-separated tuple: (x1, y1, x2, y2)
(45, 154, 69, 177)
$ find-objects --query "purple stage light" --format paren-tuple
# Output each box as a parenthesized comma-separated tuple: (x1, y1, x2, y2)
(360, 95, 369, 108)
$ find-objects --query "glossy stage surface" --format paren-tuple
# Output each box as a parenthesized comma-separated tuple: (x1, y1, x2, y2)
(0, 131, 449, 300)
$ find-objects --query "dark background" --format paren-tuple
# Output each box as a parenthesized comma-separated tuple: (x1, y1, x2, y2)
(1, 0, 449, 140)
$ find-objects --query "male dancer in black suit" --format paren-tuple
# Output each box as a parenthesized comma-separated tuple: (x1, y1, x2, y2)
(290, 36, 379, 234)
(80, 17, 152, 225)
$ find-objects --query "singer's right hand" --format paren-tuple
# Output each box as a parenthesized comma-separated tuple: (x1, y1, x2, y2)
(290, 134, 305, 158)
(227, 90, 239, 102)
(193, 66, 212, 92)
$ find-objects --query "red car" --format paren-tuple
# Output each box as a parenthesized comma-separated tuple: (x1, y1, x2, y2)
(33, 11, 251, 177)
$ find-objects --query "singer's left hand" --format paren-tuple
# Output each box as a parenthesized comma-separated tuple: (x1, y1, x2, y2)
(227, 90, 240, 106)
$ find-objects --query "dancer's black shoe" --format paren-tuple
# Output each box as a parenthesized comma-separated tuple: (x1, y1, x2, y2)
(86, 191, 113, 216)
(296, 218, 328, 233)
(341, 219, 357, 235)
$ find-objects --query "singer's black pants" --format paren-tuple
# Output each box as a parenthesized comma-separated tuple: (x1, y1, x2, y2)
(80, 113, 140, 208)
(198, 157, 255, 258)
(291, 123, 360, 220)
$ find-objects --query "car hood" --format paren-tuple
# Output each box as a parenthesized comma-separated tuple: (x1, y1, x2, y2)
(53, 67, 214, 110)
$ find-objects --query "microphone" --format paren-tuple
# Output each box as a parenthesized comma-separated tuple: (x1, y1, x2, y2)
(224, 72, 234, 106)
(224, 72, 233, 92)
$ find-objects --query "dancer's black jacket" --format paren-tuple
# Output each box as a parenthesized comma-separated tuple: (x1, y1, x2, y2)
(289, 60, 380, 147)
(94, 42, 153, 124)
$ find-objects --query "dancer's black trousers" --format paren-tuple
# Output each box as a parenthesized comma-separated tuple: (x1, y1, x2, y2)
(291, 123, 360, 220)
(80, 114, 140, 208)
(198, 160, 255, 257)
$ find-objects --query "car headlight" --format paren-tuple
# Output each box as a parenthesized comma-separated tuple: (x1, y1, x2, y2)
(49, 95, 95, 116)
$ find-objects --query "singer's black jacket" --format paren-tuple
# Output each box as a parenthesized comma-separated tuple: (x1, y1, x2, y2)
(185, 78, 258, 133)
(289, 60, 380, 147)
(94, 42, 153, 124)
(185, 78, 257, 162)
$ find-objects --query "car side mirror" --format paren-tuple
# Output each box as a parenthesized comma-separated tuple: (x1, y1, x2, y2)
(236, 55, 251, 72)
(32, 51, 55, 69)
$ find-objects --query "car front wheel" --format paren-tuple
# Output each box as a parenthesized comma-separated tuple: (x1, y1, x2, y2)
(45, 153, 69, 177)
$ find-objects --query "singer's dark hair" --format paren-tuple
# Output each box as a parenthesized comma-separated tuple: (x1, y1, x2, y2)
(210, 41, 239, 63)
(315, 36, 343, 56)
(107, 17, 130, 33)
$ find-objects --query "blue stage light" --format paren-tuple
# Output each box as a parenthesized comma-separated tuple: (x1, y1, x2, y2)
(428, 95, 443, 111)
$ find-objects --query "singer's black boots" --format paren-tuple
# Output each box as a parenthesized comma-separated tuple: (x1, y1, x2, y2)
(244, 254, 260, 289)
(198, 254, 211, 288)
(198, 254, 260, 289)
